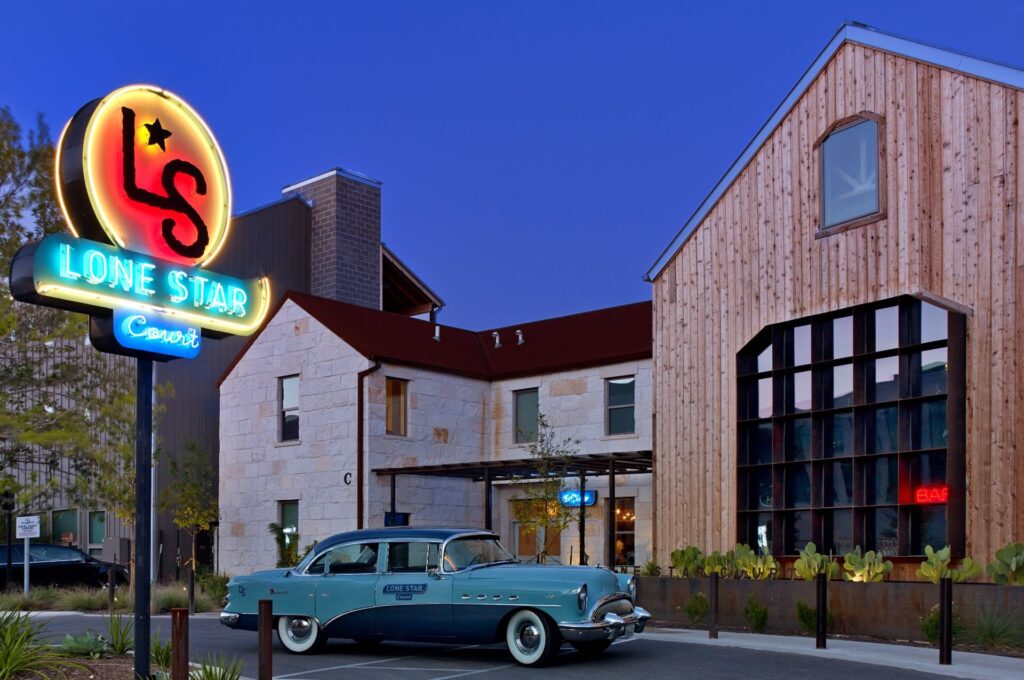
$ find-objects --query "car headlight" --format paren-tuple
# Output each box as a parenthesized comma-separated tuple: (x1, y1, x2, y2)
(577, 583, 588, 612)
(628, 576, 636, 601)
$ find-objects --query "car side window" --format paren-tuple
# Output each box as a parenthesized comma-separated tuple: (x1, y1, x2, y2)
(387, 542, 439, 573)
(306, 543, 379, 575)
(29, 545, 82, 562)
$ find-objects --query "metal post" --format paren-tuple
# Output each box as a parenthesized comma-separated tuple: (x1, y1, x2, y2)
(22, 536, 29, 596)
(484, 468, 493, 531)
(390, 474, 396, 518)
(606, 460, 616, 568)
(108, 567, 115, 613)
(578, 471, 587, 565)
(134, 358, 153, 680)
(3, 494, 12, 591)
(171, 608, 189, 680)
(258, 599, 273, 680)
(939, 576, 953, 664)
(815, 572, 827, 649)
(709, 572, 719, 639)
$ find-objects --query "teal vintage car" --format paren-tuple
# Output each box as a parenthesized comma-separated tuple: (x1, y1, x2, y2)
(220, 527, 650, 666)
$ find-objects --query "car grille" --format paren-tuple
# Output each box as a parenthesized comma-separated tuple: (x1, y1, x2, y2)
(593, 597, 634, 621)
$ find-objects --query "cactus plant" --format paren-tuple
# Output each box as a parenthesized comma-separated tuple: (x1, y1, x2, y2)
(842, 546, 893, 582)
(986, 542, 1024, 585)
(735, 544, 778, 580)
(703, 549, 738, 578)
(916, 545, 982, 584)
(794, 542, 840, 581)
(670, 546, 705, 578)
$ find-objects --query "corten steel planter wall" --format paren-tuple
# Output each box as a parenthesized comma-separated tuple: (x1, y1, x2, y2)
(636, 577, 1024, 641)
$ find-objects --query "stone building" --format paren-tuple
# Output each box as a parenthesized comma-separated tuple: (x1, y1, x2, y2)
(217, 293, 652, 575)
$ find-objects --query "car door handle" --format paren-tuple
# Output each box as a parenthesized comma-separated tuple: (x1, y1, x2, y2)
(476, 594, 486, 600)
(461, 594, 471, 600)
(492, 595, 502, 601)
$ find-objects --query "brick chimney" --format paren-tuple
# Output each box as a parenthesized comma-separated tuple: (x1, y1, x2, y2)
(282, 168, 382, 309)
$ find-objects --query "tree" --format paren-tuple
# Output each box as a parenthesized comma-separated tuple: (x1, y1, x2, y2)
(158, 441, 218, 614)
(0, 106, 135, 524)
(510, 413, 580, 563)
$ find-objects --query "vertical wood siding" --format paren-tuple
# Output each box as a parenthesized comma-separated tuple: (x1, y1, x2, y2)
(653, 42, 1023, 564)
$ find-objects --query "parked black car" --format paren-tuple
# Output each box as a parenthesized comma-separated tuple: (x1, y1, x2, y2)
(0, 543, 129, 588)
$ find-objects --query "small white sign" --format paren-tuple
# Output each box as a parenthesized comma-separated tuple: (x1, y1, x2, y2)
(16, 515, 40, 539)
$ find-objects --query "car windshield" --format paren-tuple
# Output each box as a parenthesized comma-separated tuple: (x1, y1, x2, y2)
(443, 536, 515, 571)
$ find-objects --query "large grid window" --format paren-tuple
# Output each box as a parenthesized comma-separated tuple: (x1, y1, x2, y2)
(737, 296, 964, 557)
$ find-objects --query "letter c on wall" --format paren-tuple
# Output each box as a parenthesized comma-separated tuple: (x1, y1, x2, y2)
(343, 472, 352, 485)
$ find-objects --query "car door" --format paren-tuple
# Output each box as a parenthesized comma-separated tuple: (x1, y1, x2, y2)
(309, 542, 380, 637)
(375, 541, 452, 640)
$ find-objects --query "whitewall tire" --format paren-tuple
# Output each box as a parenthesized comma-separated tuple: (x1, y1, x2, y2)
(505, 609, 559, 666)
(277, 616, 324, 654)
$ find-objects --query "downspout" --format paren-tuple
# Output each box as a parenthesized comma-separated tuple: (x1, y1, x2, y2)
(356, 360, 381, 529)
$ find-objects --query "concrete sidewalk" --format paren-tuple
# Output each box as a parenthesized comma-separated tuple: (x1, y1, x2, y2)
(644, 626, 1022, 679)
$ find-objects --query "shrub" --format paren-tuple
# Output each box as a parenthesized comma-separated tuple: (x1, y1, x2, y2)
(153, 586, 214, 613)
(670, 546, 704, 578)
(684, 592, 709, 626)
(986, 542, 1024, 586)
(795, 600, 834, 635)
(638, 560, 660, 576)
(196, 568, 231, 604)
(734, 544, 778, 580)
(916, 545, 981, 584)
(60, 631, 109, 659)
(190, 653, 244, 680)
(0, 610, 87, 680)
(964, 606, 1024, 650)
(151, 631, 173, 671)
(794, 542, 840, 581)
(704, 549, 738, 578)
(919, 603, 964, 645)
(842, 546, 892, 582)
(743, 595, 768, 633)
(58, 587, 108, 612)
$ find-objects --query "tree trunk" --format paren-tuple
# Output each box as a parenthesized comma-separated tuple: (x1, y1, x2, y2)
(188, 532, 196, 616)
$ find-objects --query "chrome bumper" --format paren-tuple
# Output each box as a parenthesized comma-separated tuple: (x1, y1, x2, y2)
(559, 606, 651, 642)
(219, 612, 240, 627)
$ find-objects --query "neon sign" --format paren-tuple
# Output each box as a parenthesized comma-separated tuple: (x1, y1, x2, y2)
(914, 485, 949, 504)
(559, 490, 597, 507)
(9, 85, 269, 360)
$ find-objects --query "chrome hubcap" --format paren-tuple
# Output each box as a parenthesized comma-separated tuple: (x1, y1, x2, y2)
(287, 617, 312, 642)
(515, 621, 541, 654)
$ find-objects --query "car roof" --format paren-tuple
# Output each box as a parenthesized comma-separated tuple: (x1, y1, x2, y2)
(317, 527, 495, 549)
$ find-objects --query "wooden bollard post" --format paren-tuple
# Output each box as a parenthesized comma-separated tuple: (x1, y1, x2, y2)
(708, 572, 719, 640)
(259, 599, 273, 680)
(107, 568, 115, 614)
(815, 573, 827, 649)
(171, 608, 189, 680)
(939, 577, 953, 665)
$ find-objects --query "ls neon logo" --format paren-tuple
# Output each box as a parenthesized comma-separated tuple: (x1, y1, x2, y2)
(559, 490, 597, 507)
(113, 309, 201, 359)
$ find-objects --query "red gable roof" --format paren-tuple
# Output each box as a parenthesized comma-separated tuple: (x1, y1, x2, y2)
(221, 292, 651, 384)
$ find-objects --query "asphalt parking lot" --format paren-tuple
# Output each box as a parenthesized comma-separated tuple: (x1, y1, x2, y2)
(38, 614, 966, 680)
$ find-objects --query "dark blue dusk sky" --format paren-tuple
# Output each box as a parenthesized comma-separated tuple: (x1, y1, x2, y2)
(3, 1, 1023, 329)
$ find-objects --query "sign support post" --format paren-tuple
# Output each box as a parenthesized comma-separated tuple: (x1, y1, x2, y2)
(134, 358, 153, 680)
(14, 515, 40, 597)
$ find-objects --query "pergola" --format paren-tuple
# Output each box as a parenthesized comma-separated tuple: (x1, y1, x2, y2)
(373, 450, 653, 567)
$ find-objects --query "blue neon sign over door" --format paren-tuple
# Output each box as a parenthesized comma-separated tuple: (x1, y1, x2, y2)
(559, 490, 597, 507)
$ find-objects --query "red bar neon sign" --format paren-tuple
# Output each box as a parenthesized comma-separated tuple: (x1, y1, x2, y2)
(914, 485, 948, 504)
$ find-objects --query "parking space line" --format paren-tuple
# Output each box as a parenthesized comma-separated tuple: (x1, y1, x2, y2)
(272, 644, 484, 679)
(430, 664, 514, 680)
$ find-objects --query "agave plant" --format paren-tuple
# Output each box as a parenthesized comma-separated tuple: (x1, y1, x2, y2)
(842, 546, 893, 582)
(916, 545, 982, 584)
(986, 541, 1024, 586)
(0, 611, 87, 680)
(794, 542, 840, 581)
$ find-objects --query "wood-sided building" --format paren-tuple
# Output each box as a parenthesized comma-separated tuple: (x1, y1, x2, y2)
(646, 23, 1024, 574)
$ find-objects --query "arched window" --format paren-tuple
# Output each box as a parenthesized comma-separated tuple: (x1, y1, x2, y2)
(817, 113, 886, 233)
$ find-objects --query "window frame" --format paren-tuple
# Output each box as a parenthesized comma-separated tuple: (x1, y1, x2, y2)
(605, 375, 637, 436)
(513, 387, 540, 444)
(815, 111, 887, 237)
(278, 375, 300, 443)
(385, 377, 409, 437)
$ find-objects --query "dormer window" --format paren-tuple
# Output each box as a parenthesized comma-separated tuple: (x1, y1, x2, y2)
(818, 113, 885, 233)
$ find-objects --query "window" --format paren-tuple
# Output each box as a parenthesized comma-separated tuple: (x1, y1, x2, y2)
(819, 115, 884, 231)
(514, 388, 539, 444)
(606, 377, 636, 435)
(88, 511, 106, 558)
(386, 378, 408, 436)
(386, 542, 440, 573)
(279, 501, 298, 549)
(52, 508, 78, 546)
(613, 498, 636, 567)
(279, 375, 299, 442)
(306, 542, 379, 575)
(737, 297, 964, 557)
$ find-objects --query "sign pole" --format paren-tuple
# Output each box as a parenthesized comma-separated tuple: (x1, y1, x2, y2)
(22, 536, 29, 596)
(134, 357, 153, 680)
(14, 515, 39, 595)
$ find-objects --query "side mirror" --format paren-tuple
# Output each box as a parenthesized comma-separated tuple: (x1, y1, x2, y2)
(428, 568, 446, 580)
